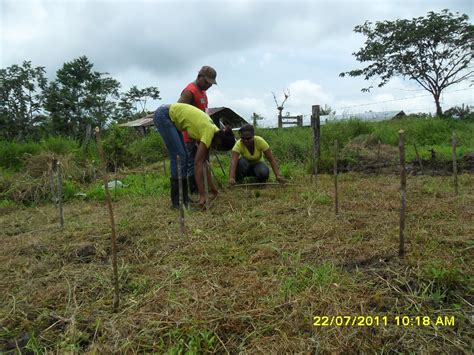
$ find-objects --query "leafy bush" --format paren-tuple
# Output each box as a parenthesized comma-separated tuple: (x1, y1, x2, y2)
(128, 130, 166, 163)
(321, 119, 373, 151)
(256, 127, 310, 163)
(40, 136, 78, 155)
(102, 124, 140, 169)
(0, 140, 41, 171)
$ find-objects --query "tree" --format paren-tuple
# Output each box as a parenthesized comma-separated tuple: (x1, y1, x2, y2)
(115, 86, 161, 122)
(444, 104, 474, 120)
(251, 112, 264, 128)
(320, 104, 336, 116)
(272, 89, 290, 128)
(340, 9, 473, 116)
(0, 61, 47, 140)
(44, 56, 120, 138)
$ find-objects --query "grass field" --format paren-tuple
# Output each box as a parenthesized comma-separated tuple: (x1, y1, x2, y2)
(1, 172, 472, 353)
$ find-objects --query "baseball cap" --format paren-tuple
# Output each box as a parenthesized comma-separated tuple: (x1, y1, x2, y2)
(198, 65, 217, 85)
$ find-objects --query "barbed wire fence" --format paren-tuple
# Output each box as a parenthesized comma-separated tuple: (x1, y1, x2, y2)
(260, 87, 473, 127)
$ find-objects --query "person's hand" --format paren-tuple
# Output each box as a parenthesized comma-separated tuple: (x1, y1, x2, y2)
(229, 177, 236, 186)
(276, 175, 288, 184)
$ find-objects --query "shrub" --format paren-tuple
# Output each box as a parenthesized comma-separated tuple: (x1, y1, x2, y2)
(0, 140, 41, 171)
(128, 130, 166, 163)
(40, 136, 78, 155)
(102, 124, 140, 169)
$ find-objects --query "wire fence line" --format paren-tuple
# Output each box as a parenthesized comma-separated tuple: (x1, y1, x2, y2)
(332, 87, 472, 112)
(259, 87, 472, 127)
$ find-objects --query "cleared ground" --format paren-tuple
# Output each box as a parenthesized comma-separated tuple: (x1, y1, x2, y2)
(1, 173, 473, 353)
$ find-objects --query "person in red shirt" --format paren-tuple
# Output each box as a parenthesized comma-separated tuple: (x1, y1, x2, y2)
(177, 66, 217, 194)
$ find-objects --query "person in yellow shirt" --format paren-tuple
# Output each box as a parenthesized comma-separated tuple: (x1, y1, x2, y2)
(153, 103, 235, 209)
(229, 125, 286, 185)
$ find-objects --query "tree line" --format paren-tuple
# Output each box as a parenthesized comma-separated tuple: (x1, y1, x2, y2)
(0, 56, 160, 141)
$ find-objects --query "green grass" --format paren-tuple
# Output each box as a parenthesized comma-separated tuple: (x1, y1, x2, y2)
(0, 173, 472, 352)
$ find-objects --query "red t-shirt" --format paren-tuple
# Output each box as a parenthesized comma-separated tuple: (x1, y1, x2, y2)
(181, 82, 208, 142)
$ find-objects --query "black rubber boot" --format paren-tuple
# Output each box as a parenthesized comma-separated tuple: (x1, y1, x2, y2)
(188, 174, 198, 194)
(170, 178, 179, 209)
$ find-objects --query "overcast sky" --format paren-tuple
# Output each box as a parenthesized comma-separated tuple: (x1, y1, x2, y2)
(1, 0, 473, 127)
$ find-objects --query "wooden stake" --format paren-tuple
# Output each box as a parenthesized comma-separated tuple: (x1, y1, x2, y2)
(114, 161, 118, 199)
(333, 140, 339, 215)
(203, 161, 209, 210)
(311, 105, 320, 180)
(177, 155, 185, 236)
(413, 142, 423, 172)
(377, 140, 381, 175)
(398, 130, 406, 258)
(50, 159, 56, 203)
(55, 160, 64, 229)
(92, 160, 96, 182)
(452, 132, 458, 195)
(95, 127, 120, 312)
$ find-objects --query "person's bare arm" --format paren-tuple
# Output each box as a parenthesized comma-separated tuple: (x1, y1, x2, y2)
(264, 149, 287, 183)
(229, 152, 239, 185)
(177, 90, 194, 104)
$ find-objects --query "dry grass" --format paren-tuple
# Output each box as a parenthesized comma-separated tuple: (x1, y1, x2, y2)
(0, 173, 473, 353)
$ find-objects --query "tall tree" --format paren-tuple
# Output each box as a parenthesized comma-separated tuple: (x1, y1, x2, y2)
(0, 61, 47, 140)
(44, 56, 120, 138)
(115, 86, 161, 122)
(340, 9, 473, 116)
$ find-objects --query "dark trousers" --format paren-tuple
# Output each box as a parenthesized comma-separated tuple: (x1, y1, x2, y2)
(236, 158, 270, 182)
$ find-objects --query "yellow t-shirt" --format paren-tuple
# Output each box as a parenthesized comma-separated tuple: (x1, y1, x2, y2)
(232, 136, 270, 164)
(169, 103, 219, 148)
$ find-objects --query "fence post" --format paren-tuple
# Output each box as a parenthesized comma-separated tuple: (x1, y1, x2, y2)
(54, 159, 64, 229)
(398, 130, 406, 258)
(177, 155, 186, 236)
(377, 140, 381, 175)
(311, 105, 321, 178)
(92, 160, 96, 182)
(203, 161, 210, 210)
(452, 132, 458, 195)
(95, 127, 120, 312)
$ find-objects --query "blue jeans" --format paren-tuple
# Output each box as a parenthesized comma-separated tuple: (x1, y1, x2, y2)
(236, 158, 270, 182)
(185, 141, 197, 177)
(153, 105, 188, 179)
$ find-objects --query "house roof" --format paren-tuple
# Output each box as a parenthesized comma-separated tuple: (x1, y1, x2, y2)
(118, 115, 154, 127)
(207, 107, 250, 128)
(118, 107, 249, 128)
